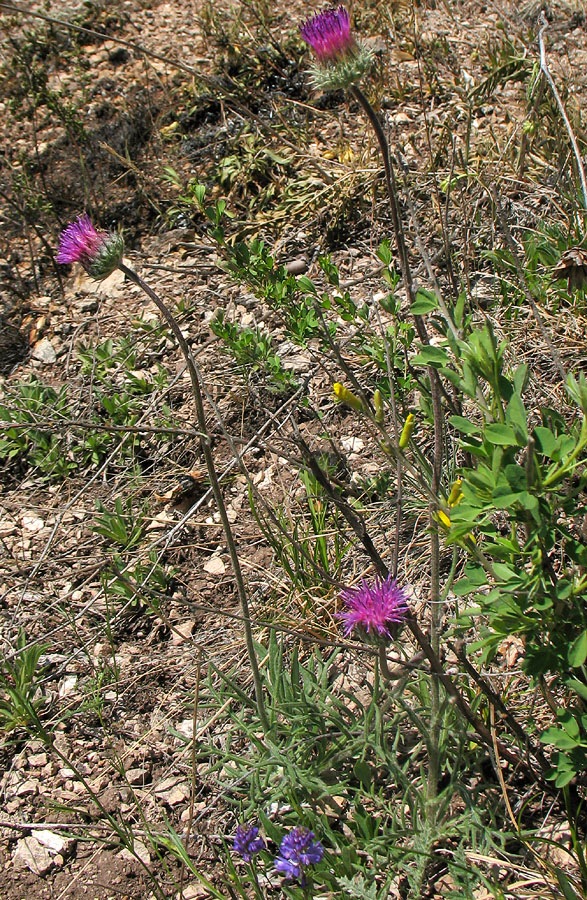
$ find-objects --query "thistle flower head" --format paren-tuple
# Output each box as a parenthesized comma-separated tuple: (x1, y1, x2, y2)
(274, 827, 324, 881)
(339, 576, 409, 639)
(232, 824, 265, 862)
(299, 6, 372, 90)
(300, 6, 353, 62)
(57, 214, 124, 280)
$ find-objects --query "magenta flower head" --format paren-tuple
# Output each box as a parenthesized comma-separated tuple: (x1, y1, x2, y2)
(57, 214, 124, 280)
(232, 824, 265, 862)
(300, 6, 354, 62)
(299, 6, 372, 90)
(274, 826, 324, 882)
(339, 576, 410, 640)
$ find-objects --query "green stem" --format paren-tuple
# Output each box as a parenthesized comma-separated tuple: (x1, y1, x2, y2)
(119, 263, 269, 733)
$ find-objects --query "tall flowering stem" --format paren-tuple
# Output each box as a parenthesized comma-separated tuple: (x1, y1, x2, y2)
(346, 81, 446, 820)
(298, 12, 542, 796)
(55, 211, 271, 735)
(116, 261, 269, 732)
(349, 85, 419, 327)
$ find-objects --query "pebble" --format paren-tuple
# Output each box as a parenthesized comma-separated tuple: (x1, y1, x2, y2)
(31, 337, 56, 364)
(285, 258, 308, 275)
(125, 767, 152, 786)
(13, 836, 54, 875)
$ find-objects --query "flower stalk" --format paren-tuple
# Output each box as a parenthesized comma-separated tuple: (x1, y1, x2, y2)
(56, 214, 270, 734)
(118, 262, 270, 732)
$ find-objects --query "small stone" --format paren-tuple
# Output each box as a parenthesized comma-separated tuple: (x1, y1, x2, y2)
(35, 829, 75, 856)
(125, 767, 152, 787)
(58, 675, 78, 697)
(118, 839, 150, 866)
(203, 556, 225, 576)
(28, 753, 48, 767)
(285, 258, 308, 275)
(21, 514, 44, 532)
(181, 883, 209, 899)
(96, 266, 126, 297)
(166, 785, 190, 806)
(31, 337, 57, 364)
(171, 620, 195, 645)
(154, 776, 190, 806)
(78, 298, 99, 314)
(341, 436, 364, 453)
(16, 779, 38, 797)
(13, 836, 54, 875)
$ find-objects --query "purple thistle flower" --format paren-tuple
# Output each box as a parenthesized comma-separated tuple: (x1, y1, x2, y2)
(232, 824, 265, 862)
(338, 576, 410, 639)
(274, 827, 324, 881)
(299, 6, 354, 62)
(57, 214, 124, 280)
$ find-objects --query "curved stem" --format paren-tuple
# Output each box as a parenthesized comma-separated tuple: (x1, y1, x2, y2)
(119, 262, 269, 733)
(350, 84, 418, 320)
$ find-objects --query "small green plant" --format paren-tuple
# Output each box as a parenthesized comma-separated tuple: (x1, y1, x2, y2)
(211, 311, 298, 392)
(250, 462, 351, 598)
(102, 551, 169, 612)
(0, 377, 77, 478)
(92, 497, 147, 550)
(0, 631, 48, 736)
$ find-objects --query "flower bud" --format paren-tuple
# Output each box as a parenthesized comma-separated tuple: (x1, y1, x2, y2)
(447, 479, 463, 507)
(398, 413, 415, 448)
(333, 382, 366, 413)
(373, 389, 384, 424)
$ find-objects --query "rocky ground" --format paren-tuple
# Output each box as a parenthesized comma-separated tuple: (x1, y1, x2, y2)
(1, 0, 587, 897)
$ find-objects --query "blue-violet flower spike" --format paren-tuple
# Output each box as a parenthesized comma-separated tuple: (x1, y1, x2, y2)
(57, 214, 124, 280)
(339, 576, 409, 639)
(233, 824, 265, 862)
(274, 827, 324, 881)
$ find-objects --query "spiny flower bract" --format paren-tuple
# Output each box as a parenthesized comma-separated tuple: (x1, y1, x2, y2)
(274, 826, 324, 881)
(339, 576, 409, 638)
(57, 214, 123, 280)
(232, 824, 265, 862)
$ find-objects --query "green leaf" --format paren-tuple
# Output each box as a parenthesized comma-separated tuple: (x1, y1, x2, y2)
(484, 423, 522, 446)
(555, 869, 584, 900)
(555, 768, 577, 787)
(194, 183, 206, 206)
(569, 631, 587, 668)
(412, 346, 449, 368)
(566, 678, 587, 702)
(353, 760, 373, 787)
(297, 275, 316, 294)
(449, 415, 481, 435)
(506, 393, 528, 442)
(377, 240, 392, 265)
(540, 726, 580, 750)
(410, 289, 438, 315)
(557, 708, 580, 739)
